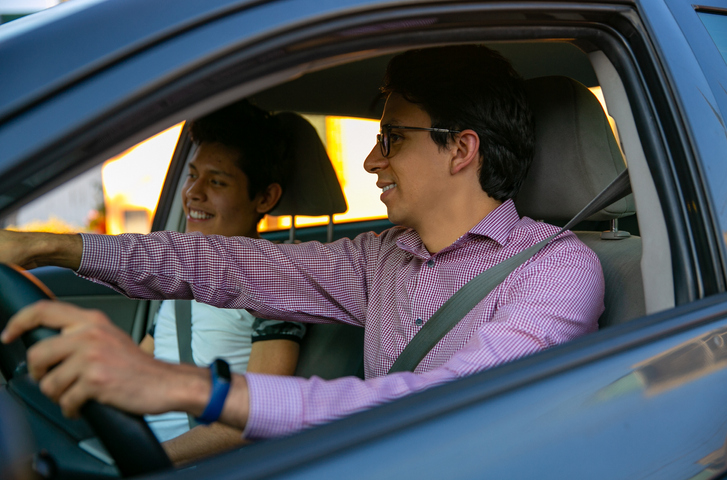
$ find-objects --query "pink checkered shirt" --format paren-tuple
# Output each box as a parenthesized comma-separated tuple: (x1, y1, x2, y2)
(78, 200, 603, 439)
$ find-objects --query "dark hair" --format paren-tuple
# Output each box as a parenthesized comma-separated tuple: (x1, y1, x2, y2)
(189, 100, 288, 210)
(382, 45, 534, 201)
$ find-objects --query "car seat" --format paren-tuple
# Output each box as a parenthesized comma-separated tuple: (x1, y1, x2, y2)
(516, 75, 645, 327)
(269, 112, 347, 243)
(268, 112, 365, 379)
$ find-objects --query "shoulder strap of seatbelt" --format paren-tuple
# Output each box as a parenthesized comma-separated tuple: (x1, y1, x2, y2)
(388, 169, 631, 374)
(175, 300, 200, 429)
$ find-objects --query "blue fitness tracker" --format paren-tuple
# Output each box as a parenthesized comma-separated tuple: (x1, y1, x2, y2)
(196, 358, 231, 424)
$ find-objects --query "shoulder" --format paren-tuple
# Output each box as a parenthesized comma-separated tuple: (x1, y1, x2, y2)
(511, 217, 601, 270)
(352, 225, 408, 244)
(325, 225, 410, 255)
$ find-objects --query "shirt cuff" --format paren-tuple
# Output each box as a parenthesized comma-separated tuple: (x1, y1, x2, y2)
(243, 373, 305, 440)
(77, 233, 123, 284)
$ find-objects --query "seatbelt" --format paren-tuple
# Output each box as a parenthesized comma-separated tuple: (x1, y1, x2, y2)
(388, 169, 632, 374)
(175, 300, 200, 429)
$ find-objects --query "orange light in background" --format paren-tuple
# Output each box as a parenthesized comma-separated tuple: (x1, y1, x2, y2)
(589, 86, 623, 153)
(103, 123, 184, 234)
(261, 116, 386, 232)
(588, 86, 607, 114)
(327, 116, 387, 224)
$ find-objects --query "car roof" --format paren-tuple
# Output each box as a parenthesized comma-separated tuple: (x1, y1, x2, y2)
(0, 0, 640, 124)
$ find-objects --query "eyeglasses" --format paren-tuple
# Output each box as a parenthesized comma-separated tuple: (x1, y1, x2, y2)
(376, 124, 462, 157)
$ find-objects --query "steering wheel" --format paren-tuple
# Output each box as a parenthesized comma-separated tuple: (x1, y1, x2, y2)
(0, 264, 172, 478)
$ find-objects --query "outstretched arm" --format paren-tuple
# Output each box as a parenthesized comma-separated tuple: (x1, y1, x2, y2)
(0, 230, 83, 270)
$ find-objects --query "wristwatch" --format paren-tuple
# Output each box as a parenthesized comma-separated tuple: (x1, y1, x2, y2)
(196, 358, 231, 424)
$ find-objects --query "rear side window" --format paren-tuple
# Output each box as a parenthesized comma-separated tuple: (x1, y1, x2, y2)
(3, 124, 183, 235)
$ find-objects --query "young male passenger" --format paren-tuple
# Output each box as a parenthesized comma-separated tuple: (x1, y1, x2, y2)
(0, 45, 604, 443)
(129, 101, 306, 461)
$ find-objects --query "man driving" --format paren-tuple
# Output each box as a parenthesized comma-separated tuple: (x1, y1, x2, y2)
(0, 45, 604, 441)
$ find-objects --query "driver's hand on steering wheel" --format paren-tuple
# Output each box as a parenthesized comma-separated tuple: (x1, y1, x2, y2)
(1, 300, 210, 418)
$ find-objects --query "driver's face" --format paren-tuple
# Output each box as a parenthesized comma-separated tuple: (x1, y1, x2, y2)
(363, 93, 455, 231)
(181, 142, 261, 238)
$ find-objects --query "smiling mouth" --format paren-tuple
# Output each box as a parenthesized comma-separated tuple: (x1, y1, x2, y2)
(382, 184, 396, 192)
(189, 209, 213, 220)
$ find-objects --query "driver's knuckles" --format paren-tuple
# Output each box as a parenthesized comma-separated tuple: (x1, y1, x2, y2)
(57, 380, 93, 418)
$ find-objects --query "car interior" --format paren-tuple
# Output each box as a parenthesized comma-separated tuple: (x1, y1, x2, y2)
(158, 41, 668, 371)
(2, 29, 683, 476)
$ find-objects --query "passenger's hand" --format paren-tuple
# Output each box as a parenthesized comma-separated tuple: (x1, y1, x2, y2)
(1, 300, 209, 418)
(0, 230, 83, 270)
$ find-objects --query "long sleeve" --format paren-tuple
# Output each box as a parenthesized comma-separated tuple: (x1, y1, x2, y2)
(77, 231, 376, 328)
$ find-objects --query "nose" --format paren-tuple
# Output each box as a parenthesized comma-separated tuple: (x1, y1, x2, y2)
(183, 177, 206, 201)
(364, 143, 388, 174)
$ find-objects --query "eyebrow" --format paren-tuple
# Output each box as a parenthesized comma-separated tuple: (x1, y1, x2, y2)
(188, 163, 236, 179)
(380, 118, 401, 127)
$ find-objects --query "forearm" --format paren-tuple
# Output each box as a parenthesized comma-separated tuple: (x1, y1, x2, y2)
(78, 231, 370, 324)
(0, 230, 83, 270)
(169, 368, 251, 432)
(242, 368, 457, 440)
(133, 364, 251, 431)
(247, 339, 300, 376)
(162, 422, 249, 465)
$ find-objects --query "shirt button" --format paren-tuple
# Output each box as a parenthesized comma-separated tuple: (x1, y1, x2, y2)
(415, 318, 423, 326)
(426, 259, 435, 267)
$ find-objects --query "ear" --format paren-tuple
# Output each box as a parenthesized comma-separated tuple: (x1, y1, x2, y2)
(255, 183, 283, 214)
(449, 129, 480, 175)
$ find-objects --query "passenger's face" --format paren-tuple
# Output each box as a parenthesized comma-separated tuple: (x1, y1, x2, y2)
(363, 93, 454, 230)
(181, 142, 261, 238)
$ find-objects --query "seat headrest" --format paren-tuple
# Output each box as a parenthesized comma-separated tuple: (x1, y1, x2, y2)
(515, 76, 634, 222)
(269, 112, 347, 217)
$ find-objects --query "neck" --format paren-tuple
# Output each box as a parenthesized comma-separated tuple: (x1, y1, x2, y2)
(416, 191, 502, 254)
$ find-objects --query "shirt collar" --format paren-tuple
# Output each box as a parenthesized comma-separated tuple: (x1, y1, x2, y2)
(395, 199, 522, 258)
(467, 199, 521, 246)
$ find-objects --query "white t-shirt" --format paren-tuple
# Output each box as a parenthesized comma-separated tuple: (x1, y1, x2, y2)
(146, 300, 254, 442)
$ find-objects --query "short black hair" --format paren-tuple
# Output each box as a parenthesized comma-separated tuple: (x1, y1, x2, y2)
(189, 100, 288, 205)
(382, 45, 534, 201)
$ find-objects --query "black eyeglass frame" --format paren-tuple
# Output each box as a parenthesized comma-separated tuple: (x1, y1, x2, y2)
(377, 124, 462, 157)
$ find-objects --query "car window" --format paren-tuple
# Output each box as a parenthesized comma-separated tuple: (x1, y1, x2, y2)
(2, 113, 386, 237)
(699, 11, 727, 64)
(2, 124, 183, 234)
